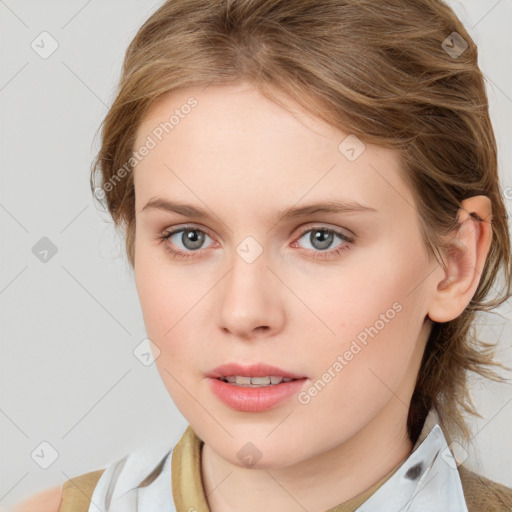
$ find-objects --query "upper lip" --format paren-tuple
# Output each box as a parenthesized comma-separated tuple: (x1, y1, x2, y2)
(207, 362, 307, 380)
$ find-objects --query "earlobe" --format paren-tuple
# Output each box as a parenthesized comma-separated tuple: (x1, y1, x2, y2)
(427, 195, 492, 323)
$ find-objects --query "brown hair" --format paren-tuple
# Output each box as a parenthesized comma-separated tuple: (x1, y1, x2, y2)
(90, 0, 511, 443)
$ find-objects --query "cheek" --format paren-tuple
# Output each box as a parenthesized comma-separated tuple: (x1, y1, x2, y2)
(135, 238, 192, 332)
(134, 249, 210, 376)
(134, 248, 184, 356)
(135, 259, 201, 413)
(294, 302, 425, 448)
(313, 241, 425, 339)
(306, 243, 429, 392)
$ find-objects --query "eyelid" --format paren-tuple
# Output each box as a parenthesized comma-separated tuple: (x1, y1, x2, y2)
(162, 222, 354, 241)
(162, 223, 215, 239)
(162, 224, 354, 261)
(159, 222, 356, 259)
(294, 223, 355, 241)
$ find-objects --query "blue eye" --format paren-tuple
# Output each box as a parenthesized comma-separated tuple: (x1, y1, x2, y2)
(159, 226, 213, 259)
(293, 227, 353, 260)
(158, 225, 354, 261)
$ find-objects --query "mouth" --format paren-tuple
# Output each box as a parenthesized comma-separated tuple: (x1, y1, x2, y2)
(207, 365, 308, 412)
(207, 362, 307, 384)
(216, 375, 299, 387)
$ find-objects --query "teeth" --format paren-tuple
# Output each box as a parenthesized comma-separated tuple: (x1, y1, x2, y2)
(250, 376, 270, 385)
(219, 375, 294, 386)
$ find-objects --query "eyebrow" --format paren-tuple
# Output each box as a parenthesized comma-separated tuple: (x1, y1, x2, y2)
(141, 197, 377, 222)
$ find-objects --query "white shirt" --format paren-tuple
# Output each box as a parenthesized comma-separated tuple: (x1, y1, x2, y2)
(88, 410, 468, 512)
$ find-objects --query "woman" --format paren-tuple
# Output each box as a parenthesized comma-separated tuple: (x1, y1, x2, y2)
(13, 0, 512, 510)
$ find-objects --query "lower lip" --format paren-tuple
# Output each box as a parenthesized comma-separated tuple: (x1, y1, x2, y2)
(208, 377, 307, 412)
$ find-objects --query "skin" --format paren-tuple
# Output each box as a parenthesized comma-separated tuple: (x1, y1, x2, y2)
(132, 80, 492, 512)
(11, 485, 62, 512)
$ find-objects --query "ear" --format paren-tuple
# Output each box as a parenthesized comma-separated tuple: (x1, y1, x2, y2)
(427, 195, 493, 323)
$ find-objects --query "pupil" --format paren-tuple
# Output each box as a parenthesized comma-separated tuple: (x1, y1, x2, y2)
(183, 229, 204, 250)
(312, 230, 333, 250)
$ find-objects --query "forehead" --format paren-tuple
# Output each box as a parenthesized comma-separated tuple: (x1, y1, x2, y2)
(133, 82, 415, 219)
(135, 81, 340, 155)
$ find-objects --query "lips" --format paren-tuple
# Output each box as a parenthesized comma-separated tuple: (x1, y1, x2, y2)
(207, 362, 306, 380)
(208, 373, 308, 413)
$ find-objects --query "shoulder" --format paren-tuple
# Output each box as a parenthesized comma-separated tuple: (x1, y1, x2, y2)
(11, 484, 63, 512)
(59, 469, 105, 511)
(458, 465, 512, 512)
(15, 434, 186, 512)
(11, 469, 105, 512)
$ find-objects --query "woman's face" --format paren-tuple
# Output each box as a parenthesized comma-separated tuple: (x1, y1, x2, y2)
(132, 81, 439, 468)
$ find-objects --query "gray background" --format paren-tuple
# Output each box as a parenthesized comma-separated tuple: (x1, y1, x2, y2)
(1, 0, 511, 508)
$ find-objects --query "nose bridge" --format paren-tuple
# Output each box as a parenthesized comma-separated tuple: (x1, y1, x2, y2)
(217, 234, 284, 336)
(225, 237, 272, 302)
(235, 233, 266, 267)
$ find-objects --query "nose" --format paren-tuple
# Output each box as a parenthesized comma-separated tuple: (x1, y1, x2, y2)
(216, 249, 285, 340)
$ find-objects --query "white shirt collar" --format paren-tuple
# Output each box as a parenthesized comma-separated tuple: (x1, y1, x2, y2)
(357, 419, 468, 511)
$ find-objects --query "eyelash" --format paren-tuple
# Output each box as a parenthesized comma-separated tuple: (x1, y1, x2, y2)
(156, 224, 354, 261)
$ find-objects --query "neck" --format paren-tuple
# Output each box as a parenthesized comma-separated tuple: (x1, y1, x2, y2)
(201, 401, 413, 512)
